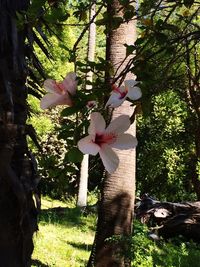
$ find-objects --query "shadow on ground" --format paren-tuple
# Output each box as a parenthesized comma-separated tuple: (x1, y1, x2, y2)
(31, 259, 49, 267)
(39, 206, 96, 231)
(68, 241, 93, 252)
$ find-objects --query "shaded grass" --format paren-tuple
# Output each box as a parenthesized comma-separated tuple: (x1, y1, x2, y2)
(31, 197, 96, 267)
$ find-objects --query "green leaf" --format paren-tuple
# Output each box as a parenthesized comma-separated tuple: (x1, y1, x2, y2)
(65, 165, 78, 173)
(61, 106, 78, 117)
(58, 130, 74, 140)
(112, 16, 124, 29)
(135, 37, 146, 46)
(162, 23, 179, 33)
(124, 7, 135, 21)
(96, 18, 107, 26)
(155, 32, 168, 43)
(125, 44, 136, 56)
(155, 19, 163, 28)
(65, 148, 83, 163)
(119, 0, 129, 5)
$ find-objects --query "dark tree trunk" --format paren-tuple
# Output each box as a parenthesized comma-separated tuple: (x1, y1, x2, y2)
(184, 42, 200, 200)
(0, 1, 39, 266)
(190, 120, 200, 199)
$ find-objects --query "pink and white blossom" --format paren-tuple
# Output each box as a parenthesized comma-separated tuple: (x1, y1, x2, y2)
(105, 80, 142, 108)
(40, 72, 77, 109)
(77, 112, 137, 173)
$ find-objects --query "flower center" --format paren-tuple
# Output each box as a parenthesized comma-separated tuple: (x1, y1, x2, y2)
(53, 81, 65, 94)
(112, 84, 128, 99)
(95, 133, 116, 146)
(119, 91, 127, 99)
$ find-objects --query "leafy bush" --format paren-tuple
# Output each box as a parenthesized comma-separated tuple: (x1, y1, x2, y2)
(38, 132, 79, 199)
(132, 221, 200, 267)
(27, 96, 78, 199)
(136, 90, 196, 201)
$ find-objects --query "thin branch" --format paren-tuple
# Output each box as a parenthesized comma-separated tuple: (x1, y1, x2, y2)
(73, 1, 104, 54)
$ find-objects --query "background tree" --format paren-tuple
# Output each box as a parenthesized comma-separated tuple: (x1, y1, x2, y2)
(77, 2, 96, 208)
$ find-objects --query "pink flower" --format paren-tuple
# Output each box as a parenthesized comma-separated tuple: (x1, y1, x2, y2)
(40, 72, 77, 109)
(105, 80, 142, 108)
(77, 112, 138, 174)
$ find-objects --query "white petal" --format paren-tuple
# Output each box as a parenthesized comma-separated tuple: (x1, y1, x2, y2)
(43, 79, 61, 94)
(127, 86, 142, 100)
(118, 85, 126, 93)
(62, 72, 77, 95)
(77, 135, 100, 155)
(99, 145, 119, 174)
(105, 93, 124, 108)
(105, 115, 130, 134)
(111, 134, 138, 149)
(40, 93, 72, 109)
(88, 112, 106, 135)
(124, 79, 139, 89)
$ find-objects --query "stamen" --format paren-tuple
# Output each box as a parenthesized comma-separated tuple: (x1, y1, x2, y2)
(112, 84, 128, 99)
(95, 133, 116, 146)
(54, 81, 65, 94)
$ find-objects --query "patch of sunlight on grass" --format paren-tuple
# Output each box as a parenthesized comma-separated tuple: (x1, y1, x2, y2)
(41, 196, 73, 210)
(32, 196, 96, 267)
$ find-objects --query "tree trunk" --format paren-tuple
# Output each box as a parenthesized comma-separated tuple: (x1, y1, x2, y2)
(88, 1, 137, 266)
(77, 3, 96, 207)
(0, 2, 39, 266)
(185, 45, 200, 200)
(77, 154, 89, 207)
(189, 112, 200, 199)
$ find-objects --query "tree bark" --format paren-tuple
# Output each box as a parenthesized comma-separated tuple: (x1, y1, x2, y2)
(88, 1, 137, 266)
(77, 154, 89, 207)
(0, 2, 39, 266)
(185, 44, 200, 200)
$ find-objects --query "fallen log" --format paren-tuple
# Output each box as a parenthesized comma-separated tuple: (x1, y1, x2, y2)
(135, 194, 200, 242)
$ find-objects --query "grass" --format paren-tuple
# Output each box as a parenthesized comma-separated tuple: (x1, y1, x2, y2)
(132, 222, 200, 267)
(32, 196, 200, 267)
(31, 197, 96, 267)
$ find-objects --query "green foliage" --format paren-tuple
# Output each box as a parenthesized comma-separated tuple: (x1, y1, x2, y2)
(137, 90, 196, 201)
(38, 132, 80, 199)
(27, 0, 199, 203)
(27, 0, 108, 200)
(34, 26, 75, 80)
(44, 4, 70, 23)
(65, 147, 83, 163)
(135, 0, 200, 200)
(135, 1, 199, 91)
(30, 115, 53, 137)
(27, 95, 54, 151)
(132, 221, 200, 267)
